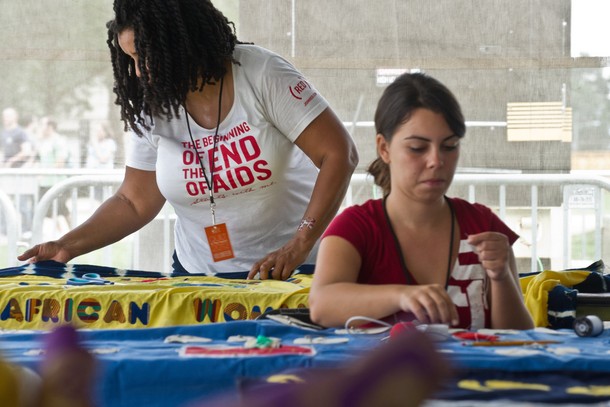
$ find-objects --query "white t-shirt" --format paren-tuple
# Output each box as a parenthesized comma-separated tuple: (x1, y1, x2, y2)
(126, 44, 329, 274)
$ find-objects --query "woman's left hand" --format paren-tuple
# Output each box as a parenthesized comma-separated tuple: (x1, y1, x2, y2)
(467, 232, 512, 281)
(247, 236, 313, 280)
(248, 108, 358, 281)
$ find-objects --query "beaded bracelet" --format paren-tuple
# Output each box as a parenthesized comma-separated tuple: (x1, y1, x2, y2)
(298, 217, 316, 231)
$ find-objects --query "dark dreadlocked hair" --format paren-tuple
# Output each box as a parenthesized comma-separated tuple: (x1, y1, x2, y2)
(106, 0, 240, 135)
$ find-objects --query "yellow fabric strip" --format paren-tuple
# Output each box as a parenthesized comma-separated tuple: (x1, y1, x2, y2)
(0, 274, 312, 330)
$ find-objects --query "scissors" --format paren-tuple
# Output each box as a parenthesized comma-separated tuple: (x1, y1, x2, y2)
(67, 273, 114, 286)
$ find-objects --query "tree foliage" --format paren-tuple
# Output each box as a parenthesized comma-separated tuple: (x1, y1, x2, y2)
(0, 0, 114, 123)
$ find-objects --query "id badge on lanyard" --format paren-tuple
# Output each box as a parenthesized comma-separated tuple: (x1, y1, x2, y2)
(184, 76, 235, 263)
(204, 202, 235, 262)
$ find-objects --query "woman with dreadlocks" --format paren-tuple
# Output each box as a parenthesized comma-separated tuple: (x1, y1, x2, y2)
(19, 0, 358, 280)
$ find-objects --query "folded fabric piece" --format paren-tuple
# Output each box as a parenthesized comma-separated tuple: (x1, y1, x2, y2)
(520, 260, 609, 328)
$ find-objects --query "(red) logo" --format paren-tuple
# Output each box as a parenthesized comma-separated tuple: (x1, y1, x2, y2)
(289, 78, 311, 100)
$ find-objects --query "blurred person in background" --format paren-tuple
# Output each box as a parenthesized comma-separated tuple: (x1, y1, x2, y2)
(35, 116, 71, 233)
(0, 107, 36, 236)
(1, 107, 35, 168)
(85, 121, 117, 170)
(85, 121, 119, 203)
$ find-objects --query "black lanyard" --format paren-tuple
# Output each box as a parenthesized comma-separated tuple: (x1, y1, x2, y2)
(383, 196, 455, 288)
(184, 76, 224, 224)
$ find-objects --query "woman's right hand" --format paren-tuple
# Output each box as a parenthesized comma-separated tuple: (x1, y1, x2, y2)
(399, 284, 459, 326)
(17, 241, 73, 264)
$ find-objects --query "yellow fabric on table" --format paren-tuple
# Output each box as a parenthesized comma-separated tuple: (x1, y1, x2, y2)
(520, 270, 591, 327)
(0, 274, 312, 330)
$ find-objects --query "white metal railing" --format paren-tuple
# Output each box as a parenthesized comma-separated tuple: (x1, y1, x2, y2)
(31, 174, 122, 243)
(1, 170, 609, 272)
(451, 173, 610, 272)
(0, 168, 124, 268)
(0, 189, 20, 263)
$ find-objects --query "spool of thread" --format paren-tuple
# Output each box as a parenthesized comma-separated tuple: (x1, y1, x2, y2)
(390, 322, 450, 342)
(573, 315, 604, 337)
(389, 321, 417, 339)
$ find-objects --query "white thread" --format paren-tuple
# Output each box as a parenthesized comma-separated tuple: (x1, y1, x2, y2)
(344, 316, 392, 330)
(335, 316, 392, 337)
(416, 324, 452, 341)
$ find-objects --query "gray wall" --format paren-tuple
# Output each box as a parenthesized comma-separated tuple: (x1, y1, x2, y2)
(237, 0, 572, 177)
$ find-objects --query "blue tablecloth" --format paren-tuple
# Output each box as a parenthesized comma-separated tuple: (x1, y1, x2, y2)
(0, 320, 378, 407)
(2, 321, 610, 407)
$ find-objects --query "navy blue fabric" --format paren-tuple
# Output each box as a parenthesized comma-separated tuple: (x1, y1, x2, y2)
(2, 320, 610, 406)
(573, 270, 608, 293)
(171, 251, 190, 275)
(436, 370, 610, 403)
(3, 259, 315, 280)
(547, 284, 579, 329)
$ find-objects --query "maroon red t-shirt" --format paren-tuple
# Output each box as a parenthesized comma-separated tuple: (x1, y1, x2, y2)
(322, 197, 519, 330)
